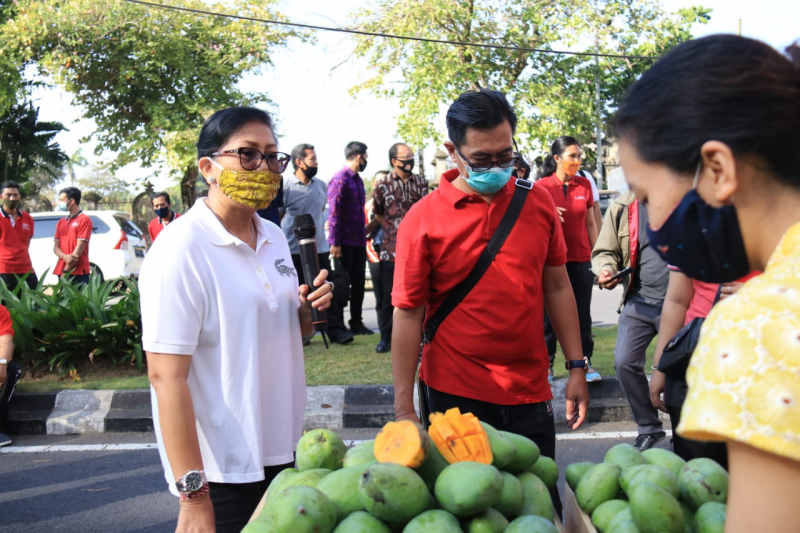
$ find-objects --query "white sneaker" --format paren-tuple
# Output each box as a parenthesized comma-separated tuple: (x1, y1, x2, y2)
(0, 432, 12, 447)
(586, 367, 602, 382)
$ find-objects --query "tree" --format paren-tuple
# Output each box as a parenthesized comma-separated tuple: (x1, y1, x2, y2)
(0, 0, 301, 205)
(351, 0, 709, 168)
(0, 102, 68, 192)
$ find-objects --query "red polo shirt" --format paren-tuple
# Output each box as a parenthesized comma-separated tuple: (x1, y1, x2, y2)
(0, 304, 13, 336)
(393, 169, 567, 405)
(537, 174, 594, 262)
(54, 212, 92, 276)
(0, 209, 34, 273)
(148, 212, 180, 242)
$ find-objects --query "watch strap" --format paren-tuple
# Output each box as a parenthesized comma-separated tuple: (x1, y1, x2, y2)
(565, 357, 589, 370)
(178, 482, 209, 502)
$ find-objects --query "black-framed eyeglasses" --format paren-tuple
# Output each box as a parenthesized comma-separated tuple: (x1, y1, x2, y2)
(456, 148, 515, 172)
(212, 147, 291, 173)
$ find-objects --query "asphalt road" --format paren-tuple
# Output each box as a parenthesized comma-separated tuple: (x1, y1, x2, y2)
(0, 421, 669, 532)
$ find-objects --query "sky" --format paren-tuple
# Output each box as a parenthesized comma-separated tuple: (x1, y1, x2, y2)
(30, 0, 800, 195)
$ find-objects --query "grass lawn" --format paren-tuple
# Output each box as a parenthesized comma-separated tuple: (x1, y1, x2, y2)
(17, 325, 657, 392)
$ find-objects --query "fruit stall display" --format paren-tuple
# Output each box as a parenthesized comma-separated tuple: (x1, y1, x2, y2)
(244, 407, 563, 532)
(563, 443, 728, 533)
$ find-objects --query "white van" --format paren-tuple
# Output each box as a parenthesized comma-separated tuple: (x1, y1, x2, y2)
(29, 211, 147, 285)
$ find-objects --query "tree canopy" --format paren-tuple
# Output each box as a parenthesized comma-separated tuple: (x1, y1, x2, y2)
(0, 0, 300, 202)
(351, 0, 709, 167)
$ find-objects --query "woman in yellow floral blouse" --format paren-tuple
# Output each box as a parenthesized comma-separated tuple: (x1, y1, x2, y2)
(615, 34, 800, 532)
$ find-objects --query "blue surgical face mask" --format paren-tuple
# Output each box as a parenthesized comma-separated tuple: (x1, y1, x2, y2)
(57, 201, 68, 212)
(465, 166, 514, 194)
(646, 163, 749, 283)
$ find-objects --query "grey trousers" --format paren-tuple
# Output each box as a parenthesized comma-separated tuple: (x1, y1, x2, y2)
(615, 296, 664, 435)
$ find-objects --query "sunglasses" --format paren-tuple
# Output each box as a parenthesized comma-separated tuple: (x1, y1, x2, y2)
(212, 147, 291, 173)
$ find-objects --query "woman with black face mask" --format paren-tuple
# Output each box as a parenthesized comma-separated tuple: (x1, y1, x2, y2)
(616, 35, 800, 532)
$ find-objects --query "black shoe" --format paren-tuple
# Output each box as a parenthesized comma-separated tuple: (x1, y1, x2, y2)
(349, 322, 374, 335)
(0, 432, 11, 447)
(375, 340, 390, 353)
(634, 431, 666, 451)
(328, 327, 354, 345)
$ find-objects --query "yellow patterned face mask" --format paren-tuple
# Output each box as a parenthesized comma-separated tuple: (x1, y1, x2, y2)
(208, 159, 281, 210)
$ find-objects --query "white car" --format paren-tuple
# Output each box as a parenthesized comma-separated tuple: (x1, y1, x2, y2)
(29, 210, 147, 285)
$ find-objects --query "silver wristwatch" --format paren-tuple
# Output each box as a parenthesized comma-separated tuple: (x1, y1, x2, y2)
(175, 470, 207, 494)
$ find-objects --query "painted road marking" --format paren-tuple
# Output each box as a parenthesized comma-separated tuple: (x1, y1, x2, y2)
(0, 431, 672, 453)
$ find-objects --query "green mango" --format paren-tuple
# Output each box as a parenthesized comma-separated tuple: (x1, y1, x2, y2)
(591, 499, 630, 533)
(402, 509, 461, 533)
(641, 447, 686, 477)
(343, 440, 377, 468)
(624, 464, 679, 498)
(499, 431, 540, 473)
(464, 507, 508, 533)
(518, 471, 554, 521)
(480, 421, 516, 469)
(576, 463, 621, 514)
(435, 461, 503, 517)
(296, 428, 347, 471)
(317, 466, 368, 520)
(629, 482, 686, 533)
(358, 463, 432, 525)
(605, 443, 646, 470)
(333, 511, 391, 533)
(494, 471, 523, 519)
(263, 485, 338, 533)
(528, 455, 558, 490)
(415, 438, 450, 491)
(504, 515, 559, 533)
(607, 508, 641, 533)
(678, 458, 728, 510)
(695, 502, 726, 533)
(565, 461, 595, 491)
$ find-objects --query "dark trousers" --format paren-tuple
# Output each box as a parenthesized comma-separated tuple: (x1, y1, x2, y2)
(615, 297, 663, 435)
(0, 360, 22, 433)
(208, 462, 294, 533)
(418, 381, 562, 519)
(60, 274, 90, 286)
(368, 260, 394, 343)
(0, 272, 38, 292)
(667, 400, 728, 469)
(334, 245, 366, 327)
(546, 261, 594, 366)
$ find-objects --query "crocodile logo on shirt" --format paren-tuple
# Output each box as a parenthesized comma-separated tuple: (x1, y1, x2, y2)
(274, 258, 296, 278)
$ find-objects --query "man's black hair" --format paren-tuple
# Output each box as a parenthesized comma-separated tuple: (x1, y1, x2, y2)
(344, 141, 368, 160)
(1, 181, 20, 193)
(152, 192, 171, 205)
(59, 186, 81, 205)
(446, 89, 517, 147)
(291, 143, 315, 170)
(388, 142, 410, 165)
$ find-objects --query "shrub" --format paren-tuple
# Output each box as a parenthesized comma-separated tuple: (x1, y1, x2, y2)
(0, 273, 143, 375)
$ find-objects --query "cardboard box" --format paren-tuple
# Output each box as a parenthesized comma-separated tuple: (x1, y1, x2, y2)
(562, 483, 598, 533)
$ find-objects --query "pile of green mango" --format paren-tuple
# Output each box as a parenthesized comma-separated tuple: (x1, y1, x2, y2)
(566, 443, 728, 533)
(243, 424, 562, 532)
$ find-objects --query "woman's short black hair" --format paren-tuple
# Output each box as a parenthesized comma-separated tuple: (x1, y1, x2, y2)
(616, 34, 800, 188)
(197, 107, 275, 159)
(446, 89, 517, 147)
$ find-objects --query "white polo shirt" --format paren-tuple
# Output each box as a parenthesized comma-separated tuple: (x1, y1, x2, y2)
(139, 198, 305, 494)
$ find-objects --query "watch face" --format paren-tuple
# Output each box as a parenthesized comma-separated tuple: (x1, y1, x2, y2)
(184, 471, 203, 492)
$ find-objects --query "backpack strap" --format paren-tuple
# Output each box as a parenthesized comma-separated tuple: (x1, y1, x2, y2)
(422, 178, 533, 344)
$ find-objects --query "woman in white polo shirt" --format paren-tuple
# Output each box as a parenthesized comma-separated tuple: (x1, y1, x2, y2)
(139, 106, 333, 533)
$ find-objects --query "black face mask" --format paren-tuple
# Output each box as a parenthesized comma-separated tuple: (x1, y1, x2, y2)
(395, 159, 415, 174)
(303, 165, 318, 179)
(154, 206, 170, 219)
(358, 157, 367, 173)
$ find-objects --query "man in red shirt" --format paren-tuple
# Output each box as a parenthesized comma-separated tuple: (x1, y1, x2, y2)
(53, 187, 92, 285)
(148, 191, 179, 243)
(392, 90, 590, 500)
(0, 182, 37, 292)
(0, 304, 18, 447)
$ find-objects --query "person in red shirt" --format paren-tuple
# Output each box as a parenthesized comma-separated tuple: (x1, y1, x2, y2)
(392, 90, 589, 513)
(148, 191, 180, 242)
(537, 136, 601, 382)
(53, 187, 92, 285)
(0, 182, 37, 292)
(0, 304, 18, 447)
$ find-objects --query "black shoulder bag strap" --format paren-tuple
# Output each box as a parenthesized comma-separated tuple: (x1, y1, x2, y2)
(422, 178, 533, 344)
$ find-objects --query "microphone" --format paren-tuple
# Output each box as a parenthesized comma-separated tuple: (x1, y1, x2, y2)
(294, 214, 329, 349)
